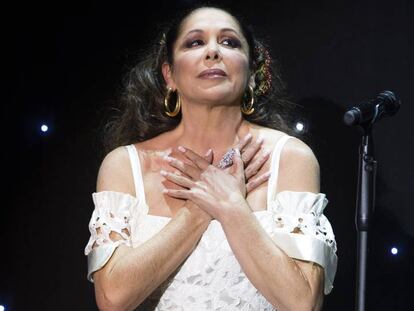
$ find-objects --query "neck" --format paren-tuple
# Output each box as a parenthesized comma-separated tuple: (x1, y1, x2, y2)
(172, 102, 250, 160)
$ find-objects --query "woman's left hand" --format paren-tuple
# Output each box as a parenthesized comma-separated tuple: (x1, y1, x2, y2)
(161, 146, 250, 221)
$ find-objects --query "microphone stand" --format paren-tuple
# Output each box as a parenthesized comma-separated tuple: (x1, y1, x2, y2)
(345, 90, 399, 310)
(355, 123, 377, 311)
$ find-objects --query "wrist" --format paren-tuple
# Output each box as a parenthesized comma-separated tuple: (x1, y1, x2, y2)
(182, 201, 212, 226)
(217, 197, 252, 225)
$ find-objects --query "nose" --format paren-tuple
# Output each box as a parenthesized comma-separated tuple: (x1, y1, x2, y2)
(205, 41, 222, 62)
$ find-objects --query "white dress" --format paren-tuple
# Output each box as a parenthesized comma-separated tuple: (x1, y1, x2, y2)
(84, 134, 338, 310)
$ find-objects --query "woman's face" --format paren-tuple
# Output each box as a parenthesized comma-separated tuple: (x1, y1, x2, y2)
(163, 8, 254, 106)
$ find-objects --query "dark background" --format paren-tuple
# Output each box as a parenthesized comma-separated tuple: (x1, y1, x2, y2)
(3, 0, 413, 310)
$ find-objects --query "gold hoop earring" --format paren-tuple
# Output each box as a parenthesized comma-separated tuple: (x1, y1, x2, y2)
(241, 85, 255, 115)
(164, 87, 181, 117)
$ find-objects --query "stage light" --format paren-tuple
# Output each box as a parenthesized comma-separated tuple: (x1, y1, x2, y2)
(294, 120, 307, 134)
(295, 122, 304, 132)
(41, 124, 49, 133)
(391, 247, 398, 255)
(0, 305, 5, 311)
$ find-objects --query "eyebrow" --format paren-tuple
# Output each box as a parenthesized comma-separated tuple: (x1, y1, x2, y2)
(184, 28, 240, 37)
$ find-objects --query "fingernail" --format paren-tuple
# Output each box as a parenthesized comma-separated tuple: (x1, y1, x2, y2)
(245, 133, 252, 139)
(205, 149, 212, 156)
(162, 189, 169, 193)
(178, 146, 186, 152)
(235, 148, 241, 156)
(164, 155, 173, 162)
(256, 136, 264, 144)
(160, 170, 167, 176)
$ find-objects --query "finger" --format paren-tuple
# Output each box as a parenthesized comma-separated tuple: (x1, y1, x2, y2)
(164, 156, 200, 180)
(241, 136, 264, 165)
(162, 188, 191, 200)
(178, 146, 211, 170)
(160, 170, 195, 189)
(246, 171, 271, 194)
(234, 133, 253, 153)
(245, 149, 272, 180)
(232, 148, 245, 181)
(204, 149, 214, 164)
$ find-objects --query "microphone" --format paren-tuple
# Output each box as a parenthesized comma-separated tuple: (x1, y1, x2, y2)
(343, 90, 400, 126)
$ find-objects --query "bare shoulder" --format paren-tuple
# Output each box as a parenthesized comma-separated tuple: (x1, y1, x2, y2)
(247, 124, 315, 156)
(247, 124, 283, 147)
(96, 146, 135, 196)
(254, 126, 321, 194)
(97, 131, 175, 195)
(279, 136, 321, 194)
(282, 136, 319, 164)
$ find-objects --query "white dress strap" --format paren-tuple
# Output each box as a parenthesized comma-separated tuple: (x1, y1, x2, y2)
(267, 135, 294, 205)
(125, 145, 147, 203)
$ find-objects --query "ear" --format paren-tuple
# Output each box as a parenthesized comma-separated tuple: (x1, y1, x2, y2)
(162, 62, 176, 89)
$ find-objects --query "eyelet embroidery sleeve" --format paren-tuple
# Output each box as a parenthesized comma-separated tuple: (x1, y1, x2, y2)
(84, 191, 138, 282)
(268, 190, 338, 295)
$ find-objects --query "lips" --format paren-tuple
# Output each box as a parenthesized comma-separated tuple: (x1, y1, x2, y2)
(198, 69, 227, 78)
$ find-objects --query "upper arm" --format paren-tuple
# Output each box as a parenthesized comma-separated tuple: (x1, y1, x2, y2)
(97, 146, 135, 196)
(86, 147, 136, 283)
(277, 137, 320, 194)
(93, 146, 136, 245)
(277, 137, 325, 308)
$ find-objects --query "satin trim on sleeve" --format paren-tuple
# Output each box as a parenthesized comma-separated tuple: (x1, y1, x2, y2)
(87, 241, 125, 282)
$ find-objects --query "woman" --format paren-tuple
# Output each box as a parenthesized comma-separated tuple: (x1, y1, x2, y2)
(85, 6, 338, 311)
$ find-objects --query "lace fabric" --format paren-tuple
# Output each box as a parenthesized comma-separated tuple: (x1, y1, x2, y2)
(84, 191, 134, 254)
(152, 211, 279, 310)
(272, 191, 337, 250)
(268, 191, 337, 295)
(84, 191, 138, 281)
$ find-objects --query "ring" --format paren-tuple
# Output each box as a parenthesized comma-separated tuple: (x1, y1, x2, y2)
(218, 148, 236, 169)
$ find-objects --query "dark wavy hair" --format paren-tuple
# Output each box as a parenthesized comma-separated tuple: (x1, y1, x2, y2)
(101, 5, 300, 155)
